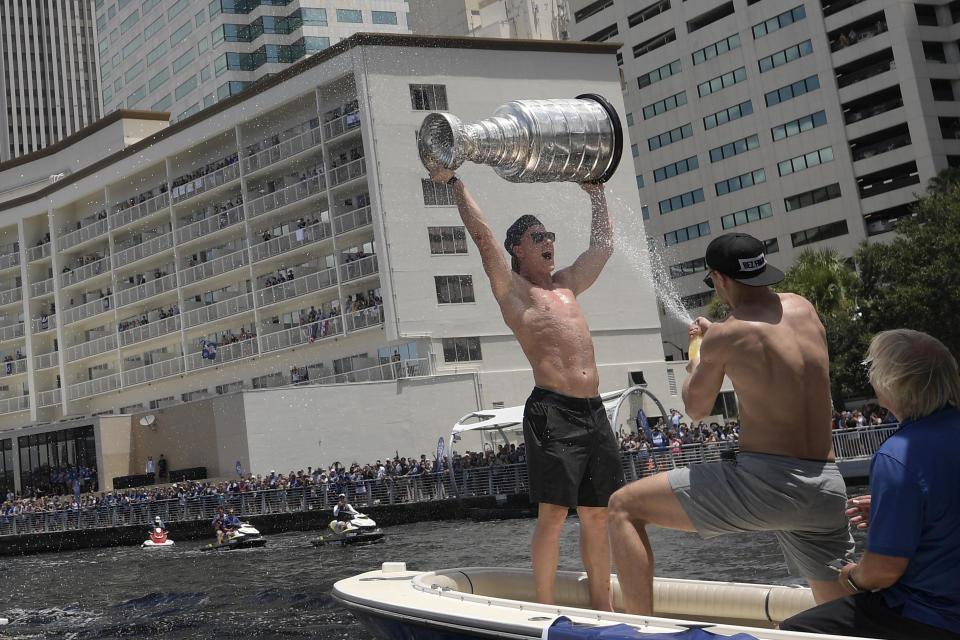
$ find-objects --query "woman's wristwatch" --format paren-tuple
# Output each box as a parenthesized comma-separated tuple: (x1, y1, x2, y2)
(446, 175, 459, 185)
(846, 570, 865, 593)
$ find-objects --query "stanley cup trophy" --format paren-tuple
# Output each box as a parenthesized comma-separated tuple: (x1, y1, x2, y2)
(418, 93, 623, 184)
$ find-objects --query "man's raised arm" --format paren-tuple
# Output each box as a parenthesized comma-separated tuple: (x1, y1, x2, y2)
(429, 168, 513, 299)
(556, 182, 613, 295)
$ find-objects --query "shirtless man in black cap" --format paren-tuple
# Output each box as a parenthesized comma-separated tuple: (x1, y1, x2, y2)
(429, 167, 624, 611)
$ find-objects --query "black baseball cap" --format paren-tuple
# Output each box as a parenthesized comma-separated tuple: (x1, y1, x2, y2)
(705, 233, 784, 287)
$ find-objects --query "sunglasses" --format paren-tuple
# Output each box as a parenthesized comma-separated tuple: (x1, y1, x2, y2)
(529, 231, 556, 244)
(703, 271, 715, 289)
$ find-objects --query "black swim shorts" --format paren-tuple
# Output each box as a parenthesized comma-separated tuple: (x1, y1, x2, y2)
(522, 386, 625, 508)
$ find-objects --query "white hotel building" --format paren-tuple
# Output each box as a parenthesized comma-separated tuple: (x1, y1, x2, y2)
(568, 0, 960, 353)
(0, 34, 674, 494)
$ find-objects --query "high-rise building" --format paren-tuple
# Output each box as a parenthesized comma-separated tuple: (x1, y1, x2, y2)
(93, 0, 412, 123)
(410, 0, 570, 40)
(0, 1, 101, 162)
(568, 0, 960, 354)
(0, 33, 675, 493)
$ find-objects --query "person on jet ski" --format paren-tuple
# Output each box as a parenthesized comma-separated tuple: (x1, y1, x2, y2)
(212, 506, 227, 544)
(333, 493, 360, 532)
(152, 515, 166, 531)
(223, 508, 242, 538)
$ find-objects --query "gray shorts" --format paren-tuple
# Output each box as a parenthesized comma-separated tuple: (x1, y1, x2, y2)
(667, 452, 855, 582)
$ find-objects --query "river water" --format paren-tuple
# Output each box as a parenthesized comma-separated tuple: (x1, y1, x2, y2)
(0, 515, 866, 639)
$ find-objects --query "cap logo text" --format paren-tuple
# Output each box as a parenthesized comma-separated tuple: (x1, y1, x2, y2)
(738, 254, 766, 272)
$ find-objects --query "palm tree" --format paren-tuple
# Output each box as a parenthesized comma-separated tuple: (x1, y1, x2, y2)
(775, 248, 859, 318)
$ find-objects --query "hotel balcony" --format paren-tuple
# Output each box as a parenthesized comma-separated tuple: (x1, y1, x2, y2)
(113, 233, 174, 269)
(26, 242, 51, 262)
(0, 358, 27, 378)
(182, 293, 253, 329)
(328, 157, 366, 188)
(68, 372, 121, 400)
(170, 163, 241, 205)
(61, 256, 111, 288)
(0, 323, 25, 343)
(65, 333, 118, 363)
(62, 296, 114, 325)
(174, 204, 244, 245)
(58, 217, 108, 252)
(344, 305, 384, 332)
(322, 109, 361, 142)
(110, 191, 170, 231)
(118, 314, 181, 348)
(31, 315, 56, 334)
(339, 254, 379, 283)
(179, 249, 248, 287)
(260, 315, 344, 354)
(34, 351, 59, 371)
(0, 395, 29, 415)
(116, 273, 177, 307)
(249, 223, 332, 263)
(184, 337, 258, 372)
(121, 357, 184, 388)
(255, 267, 337, 308)
(0, 251, 19, 271)
(243, 126, 322, 175)
(37, 388, 61, 408)
(0, 287, 22, 307)
(333, 205, 372, 236)
(245, 175, 325, 220)
(30, 277, 55, 298)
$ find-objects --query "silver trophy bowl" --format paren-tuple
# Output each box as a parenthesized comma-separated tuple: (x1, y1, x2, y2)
(418, 94, 623, 184)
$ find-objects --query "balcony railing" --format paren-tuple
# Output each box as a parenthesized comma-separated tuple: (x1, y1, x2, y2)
(852, 134, 911, 162)
(174, 205, 244, 245)
(62, 296, 114, 325)
(31, 315, 56, 333)
(184, 337, 258, 371)
(27, 242, 51, 262)
(68, 373, 121, 400)
(118, 314, 181, 347)
(260, 316, 343, 354)
(249, 223, 332, 263)
(245, 175, 325, 219)
(255, 267, 337, 307)
(303, 356, 430, 386)
(334, 205, 372, 235)
(0, 359, 28, 378)
(344, 305, 384, 332)
(182, 293, 253, 329)
(37, 389, 61, 408)
(113, 233, 174, 268)
(179, 249, 248, 286)
(122, 357, 184, 387)
(0, 287, 22, 306)
(34, 351, 59, 371)
(243, 127, 322, 174)
(117, 273, 178, 307)
(171, 163, 241, 204)
(30, 278, 55, 298)
(65, 333, 118, 362)
(329, 157, 366, 187)
(339, 254, 379, 283)
(0, 323, 25, 342)
(0, 251, 19, 270)
(0, 395, 29, 414)
(61, 257, 111, 288)
(58, 217, 109, 251)
(110, 192, 170, 230)
(323, 110, 361, 141)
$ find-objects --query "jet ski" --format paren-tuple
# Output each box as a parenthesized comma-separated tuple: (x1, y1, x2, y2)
(142, 526, 175, 548)
(201, 523, 267, 551)
(312, 513, 384, 546)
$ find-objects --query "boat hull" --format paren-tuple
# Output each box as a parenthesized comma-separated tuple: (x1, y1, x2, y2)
(312, 530, 384, 546)
(200, 537, 267, 551)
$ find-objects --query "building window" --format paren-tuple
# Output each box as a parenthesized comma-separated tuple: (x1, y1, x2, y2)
(669, 256, 707, 278)
(299, 8, 327, 25)
(120, 9, 140, 34)
(410, 84, 448, 110)
(195, 9, 206, 26)
(175, 75, 198, 100)
(428, 226, 468, 255)
(632, 143, 639, 157)
(632, 28, 676, 58)
(715, 169, 765, 196)
(784, 183, 842, 212)
(642, 90, 686, 120)
(337, 8, 362, 23)
(170, 20, 193, 46)
(772, 110, 827, 141)
(763, 238, 780, 254)
(648, 123, 693, 151)
(791, 220, 849, 248)
(148, 67, 169, 92)
(125, 60, 145, 83)
(682, 291, 714, 310)
(168, 0, 189, 20)
(172, 48, 196, 73)
(146, 42, 166, 65)
(709, 134, 759, 162)
(659, 188, 705, 214)
(692, 32, 740, 65)
(665, 221, 710, 246)
(637, 59, 681, 90)
(126, 85, 146, 108)
(421, 179, 455, 206)
(372, 10, 397, 24)
(752, 5, 806, 39)
(145, 15, 165, 39)
(151, 94, 172, 111)
(764, 75, 819, 107)
(654, 155, 698, 182)
(435, 275, 475, 304)
(778, 146, 834, 176)
(442, 337, 482, 362)
(721, 202, 773, 229)
(703, 99, 752, 130)
(122, 34, 143, 58)
(636, 175, 644, 189)
(697, 66, 746, 97)
(758, 39, 813, 73)
(626, 112, 634, 126)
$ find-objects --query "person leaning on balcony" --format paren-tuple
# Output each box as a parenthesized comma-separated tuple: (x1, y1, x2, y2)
(781, 329, 960, 639)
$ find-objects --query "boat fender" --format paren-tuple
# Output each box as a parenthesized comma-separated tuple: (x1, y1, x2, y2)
(763, 588, 772, 622)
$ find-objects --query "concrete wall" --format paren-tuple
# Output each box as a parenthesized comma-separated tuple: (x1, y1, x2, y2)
(136, 398, 236, 479)
(96, 415, 135, 491)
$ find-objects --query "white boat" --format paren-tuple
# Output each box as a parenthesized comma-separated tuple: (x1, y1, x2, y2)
(333, 563, 866, 640)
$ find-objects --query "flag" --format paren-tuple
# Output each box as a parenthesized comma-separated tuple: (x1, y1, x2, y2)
(296, 228, 305, 242)
(637, 409, 651, 442)
(202, 341, 218, 360)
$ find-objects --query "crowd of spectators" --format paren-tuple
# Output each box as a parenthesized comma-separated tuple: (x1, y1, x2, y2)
(114, 183, 168, 214)
(244, 116, 320, 159)
(171, 153, 240, 192)
(834, 19, 886, 49)
(117, 305, 180, 332)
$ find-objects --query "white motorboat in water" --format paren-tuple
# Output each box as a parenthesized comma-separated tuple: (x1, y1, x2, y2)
(333, 563, 868, 640)
(141, 526, 175, 548)
(200, 523, 267, 551)
(313, 513, 384, 546)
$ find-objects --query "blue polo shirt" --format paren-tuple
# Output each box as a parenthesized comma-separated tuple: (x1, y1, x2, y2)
(867, 405, 960, 633)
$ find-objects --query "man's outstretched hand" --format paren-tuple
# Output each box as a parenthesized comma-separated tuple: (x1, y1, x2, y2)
(430, 167, 455, 183)
(846, 495, 871, 530)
